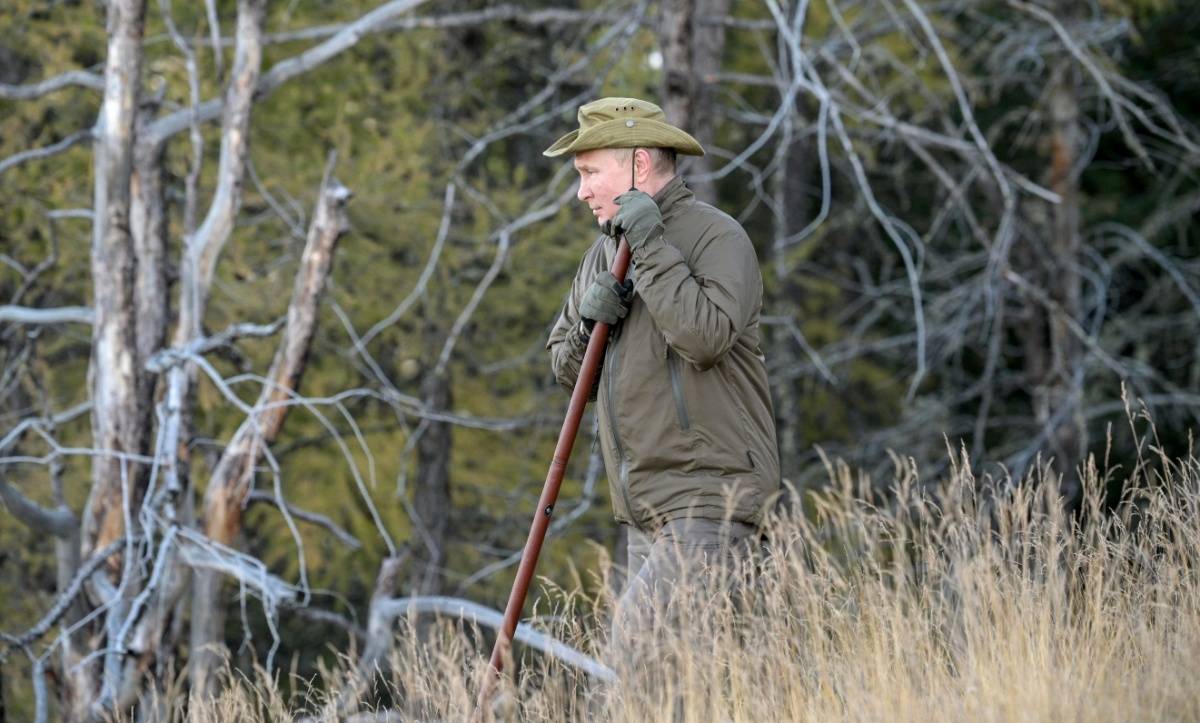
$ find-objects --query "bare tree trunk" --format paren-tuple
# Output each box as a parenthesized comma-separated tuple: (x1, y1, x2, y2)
(658, 0, 730, 204)
(126, 115, 188, 700)
(1019, 57, 1086, 504)
(81, 0, 148, 566)
(1043, 58, 1086, 504)
(410, 370, 452, 596)
(164, 0, 265, 698)
(771, 115, 816, 476)
(73, 1, 148, 717)
(190, 165, 352, 696)
(131, 114, 168, 426)
(335, 553, 407, 717)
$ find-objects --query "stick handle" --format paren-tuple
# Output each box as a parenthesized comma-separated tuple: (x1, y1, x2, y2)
(475, 237, 633, 713)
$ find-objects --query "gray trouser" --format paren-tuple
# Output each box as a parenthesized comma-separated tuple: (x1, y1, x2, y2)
(609, 517, 757, 672)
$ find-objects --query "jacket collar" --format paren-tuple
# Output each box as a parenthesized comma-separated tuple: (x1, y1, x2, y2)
(652, 175, 693, 218)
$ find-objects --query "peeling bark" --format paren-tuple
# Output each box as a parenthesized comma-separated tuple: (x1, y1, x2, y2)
(74, 1, 148, 717)
(131, 110, 168, 428)
(81, 0, 149, 567)
(190, 166, 352, 695)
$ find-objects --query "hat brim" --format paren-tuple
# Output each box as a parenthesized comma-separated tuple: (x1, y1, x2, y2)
(543, 117, 705, 157)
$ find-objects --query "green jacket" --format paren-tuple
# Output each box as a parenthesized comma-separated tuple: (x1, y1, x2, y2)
(548, 176, 781, 530)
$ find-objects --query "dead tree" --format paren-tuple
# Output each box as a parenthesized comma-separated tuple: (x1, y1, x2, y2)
(190, 160, 351, 695)
(658, 0, 732, 204)
(1019, 57, 1088, 505)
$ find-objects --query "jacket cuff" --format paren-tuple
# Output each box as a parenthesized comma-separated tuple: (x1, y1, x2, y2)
(629, 223, 666, 258)
(630, 228, 683, 282)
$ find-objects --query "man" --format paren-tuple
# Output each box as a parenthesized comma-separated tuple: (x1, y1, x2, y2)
(543, 97, 781, 655)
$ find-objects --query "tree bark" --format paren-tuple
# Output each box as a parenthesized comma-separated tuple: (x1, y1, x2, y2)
(657, 0, 730, 204)
(131, 113, 168, 429)
(334, 553, 407, 717)
(1020, 57, 1086, 504)
(81, 0, 148, 567)
(190, 166, 352, 696)
(74, 1, 148, 718)
(410, 370, 452, 596)
(1042, 58, 1086, 503)
(771, 114, 816, 475)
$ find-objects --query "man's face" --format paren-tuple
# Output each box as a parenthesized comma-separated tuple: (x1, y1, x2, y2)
(574, 148, 631, 226)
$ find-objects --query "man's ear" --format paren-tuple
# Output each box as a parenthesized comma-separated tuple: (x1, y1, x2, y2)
(634, 148, 650, 182)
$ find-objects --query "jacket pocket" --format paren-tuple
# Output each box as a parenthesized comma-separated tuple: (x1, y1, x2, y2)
(684, 359, 758, 477)
(666, 348, 691, 432)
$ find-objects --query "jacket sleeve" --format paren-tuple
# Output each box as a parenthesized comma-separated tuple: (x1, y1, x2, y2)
(547, 238, 606, 400)
(631, 221, 761, 371)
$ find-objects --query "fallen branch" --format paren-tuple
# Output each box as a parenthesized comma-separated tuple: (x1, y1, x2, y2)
(373, 596, 614, 683)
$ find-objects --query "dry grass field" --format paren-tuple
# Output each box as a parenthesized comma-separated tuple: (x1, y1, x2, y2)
(161, 424, 1200, 722)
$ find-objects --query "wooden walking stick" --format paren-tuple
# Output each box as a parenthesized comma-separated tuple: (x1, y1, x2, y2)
(474, 235, 632, 714)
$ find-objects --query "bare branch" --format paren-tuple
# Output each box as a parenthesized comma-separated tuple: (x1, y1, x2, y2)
(186, 0, 268, 311)
(192, 153, 353, 691)
(147, 0, 433, 146)
(246, 490, 362, 549)
(291, 606, 366, 643)
(177, 529, 299, 603)
(358, 182, 456, 349)
(0, 402, 92, 453)
(0, 70, 104, 100)
(1008, 0, 1155, 168)
(761, 315, 837, 385)
(434, 176, 579, 375)
(1, 541, 121, 651)
(0, 129, 94, 177)
(145, 318, 285, 373)
(1139, 187, 1200, 242)
(0, 305, 94, 326)
(373, 596, 616, 682)
(186, 4, 618, 47)
(204, 0, 224, 79)
(0, 475, 76, 536)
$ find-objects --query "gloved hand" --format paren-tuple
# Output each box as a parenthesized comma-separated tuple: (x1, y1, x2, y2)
(601, 190, 663, 250)
(579, 270, 634, 328)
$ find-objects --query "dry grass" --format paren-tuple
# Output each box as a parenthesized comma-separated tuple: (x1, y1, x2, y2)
(177, 432, 1200, 722)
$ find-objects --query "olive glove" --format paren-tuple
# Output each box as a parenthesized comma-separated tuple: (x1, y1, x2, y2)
(579, 270, 634, 329)
(601, 190, 664, 250)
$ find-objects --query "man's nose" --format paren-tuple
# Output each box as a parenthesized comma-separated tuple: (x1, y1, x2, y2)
(577, 181, 589, 202)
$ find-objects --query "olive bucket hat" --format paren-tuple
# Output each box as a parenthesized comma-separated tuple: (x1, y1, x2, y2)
(543, 96, 705, 157)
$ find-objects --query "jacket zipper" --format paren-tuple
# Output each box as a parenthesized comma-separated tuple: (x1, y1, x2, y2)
(605, 330, 642, 532)
(666, 348, 691, 431)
